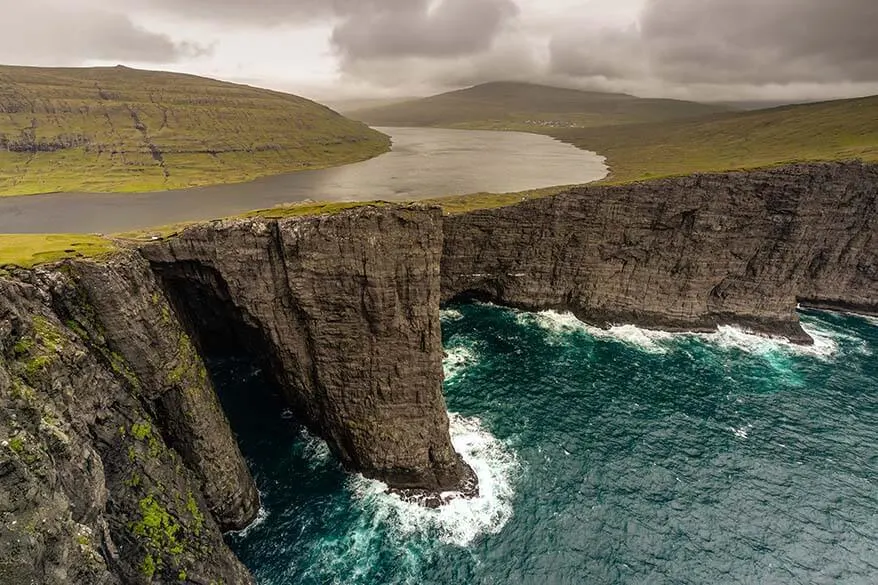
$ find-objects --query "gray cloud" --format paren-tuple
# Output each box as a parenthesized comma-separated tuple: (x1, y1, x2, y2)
(142, 0, 518, 60)
(2, 0, 876, 102)
(332, 0, 518, 60)
(338, 35, 542, 93)
(551, 0, 878, 86)
(0, 1, 207, 65)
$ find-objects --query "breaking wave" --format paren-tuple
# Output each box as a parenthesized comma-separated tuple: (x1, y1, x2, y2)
(443, 344, 479, 380)
(517, 309, 866, 360)
(349, 413, 519, 548)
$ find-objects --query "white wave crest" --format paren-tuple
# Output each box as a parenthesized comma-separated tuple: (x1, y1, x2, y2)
(731, 424, 753, 439)
(227, 501, 269, 538)
(299, 429, 333, 466)
(440, 308, 464, 321)
(520, 310, 673, 353)
(349, 413, 519, 547)
(702, 324, 838, 359)
(443, 345, 478, 380)
(517, 308, 860, 359)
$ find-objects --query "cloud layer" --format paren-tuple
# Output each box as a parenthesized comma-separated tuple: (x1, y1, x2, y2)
(0, 1, 205, 66)
(1, 0, 876, 101)
(550, 0, 878, 86)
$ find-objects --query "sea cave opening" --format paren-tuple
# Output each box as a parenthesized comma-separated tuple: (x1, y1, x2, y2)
(150, 260, 350, 503)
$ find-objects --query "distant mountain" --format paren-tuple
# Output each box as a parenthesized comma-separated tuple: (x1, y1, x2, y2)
(0, 65, 389, 196)
(326, 96, 421, 114)
(348, 81, 733, 130)
(551, 94, 878, 183)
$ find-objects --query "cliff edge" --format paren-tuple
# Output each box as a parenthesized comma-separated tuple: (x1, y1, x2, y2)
(1, 163, 875, 583)
(443, 161, 877, 341)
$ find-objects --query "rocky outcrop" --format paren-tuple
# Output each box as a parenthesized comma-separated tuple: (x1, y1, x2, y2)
(442, 162, 877, 342)
(0, 263, 255, 585)
(2, 163, 875, 583)
(141, 206, 473, 494)
(1, 204, 478, 584)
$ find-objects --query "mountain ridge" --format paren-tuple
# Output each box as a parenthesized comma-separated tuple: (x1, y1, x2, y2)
(348, 80, 733, 129)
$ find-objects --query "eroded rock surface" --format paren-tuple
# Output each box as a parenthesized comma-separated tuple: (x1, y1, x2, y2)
(1, 163, 875, 584)
(142, 206, 472, 494)
(0, 263, 255, 585)
(443, 162, 877, 341)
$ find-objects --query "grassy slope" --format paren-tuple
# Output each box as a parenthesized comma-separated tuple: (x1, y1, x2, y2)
(349, 81, 732, 130)
(0, 234, 117, 268)
(5, 93, 878, 269)
(550, 95, 878, 183)
(0, 65, 390, 196)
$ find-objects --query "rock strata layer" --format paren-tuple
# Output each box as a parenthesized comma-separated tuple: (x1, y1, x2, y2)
(442, 162, 877, 342)
(0, 258, 255, 585)
(0, 205, 474, 584)
(1, 162, 876, 583)
(142, 206, 472, 493)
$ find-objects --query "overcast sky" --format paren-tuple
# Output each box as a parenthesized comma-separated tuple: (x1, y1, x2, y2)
(2, 0, 877, 103)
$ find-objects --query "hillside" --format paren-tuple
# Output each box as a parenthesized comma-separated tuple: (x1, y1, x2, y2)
(0, 65, 390, 196)
(348, 81, 732, 130)
(550, 95, 878, 183)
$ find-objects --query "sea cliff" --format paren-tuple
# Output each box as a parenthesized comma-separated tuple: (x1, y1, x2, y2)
(0, 162, 875, 583)
(443, 162, 877, 342)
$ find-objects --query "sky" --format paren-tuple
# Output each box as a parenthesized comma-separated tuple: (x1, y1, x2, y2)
(2, 0, 877, 103)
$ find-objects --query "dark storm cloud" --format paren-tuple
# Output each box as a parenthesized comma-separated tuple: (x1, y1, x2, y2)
(0, 2, 207, 65)
(142, 0, 518, 60)
(551, 0, 878, 85)
(331, 0, 519, 59)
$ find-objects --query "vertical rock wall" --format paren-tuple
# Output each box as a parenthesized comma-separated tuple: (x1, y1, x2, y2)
(0, 263, 255, 585)
(143, 206, 473, 493)
(442, 162, 878, 341)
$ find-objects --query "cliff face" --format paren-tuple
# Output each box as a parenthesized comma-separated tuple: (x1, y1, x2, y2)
(0, 203, 476, 585)
(0, 255, 256, 585)
(1, 205, 474, 584)
(141, 206, 472, 493)
(442, 162, 878, 341)
(1, 163, 875, 583)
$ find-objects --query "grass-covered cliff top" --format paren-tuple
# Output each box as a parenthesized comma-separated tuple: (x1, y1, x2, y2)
(0, 234, 118, 269)
(4, 91, 877, 269)
(549, 94, 878, 184)
(0, 65, 390, 196)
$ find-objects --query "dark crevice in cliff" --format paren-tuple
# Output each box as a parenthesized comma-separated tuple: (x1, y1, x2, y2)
(148, 260, 315, 466)
(151, 261, 272, 362)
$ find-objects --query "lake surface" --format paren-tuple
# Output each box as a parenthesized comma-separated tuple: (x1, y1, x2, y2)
(219, 306, 878, 585)
(0, 127, 606, 233)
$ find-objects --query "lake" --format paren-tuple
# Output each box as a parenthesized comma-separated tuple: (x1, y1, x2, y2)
(0, 127, 606, 233)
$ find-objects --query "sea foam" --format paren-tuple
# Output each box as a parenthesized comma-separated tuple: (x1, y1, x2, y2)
(518, 308, 860, 360)
(349, 413, 519, 547)
(519, 310, 673, 353)
(440, 308, 464, 322)
(443, 345, 478, 380)
(227, 501, 270, 538)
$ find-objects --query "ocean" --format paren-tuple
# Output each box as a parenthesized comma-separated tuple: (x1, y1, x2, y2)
(216, 304, 878, 585)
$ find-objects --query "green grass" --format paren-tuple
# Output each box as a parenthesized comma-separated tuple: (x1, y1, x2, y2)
(0, 65, 390, 196)
(4, 94, 877, 269)
(549, 95, 878, 183)
(0, 234, 117, 268)
(349, 81, 731, 130)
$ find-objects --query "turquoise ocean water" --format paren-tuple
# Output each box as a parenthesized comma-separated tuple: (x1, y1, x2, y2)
(217, 304, 878, 585)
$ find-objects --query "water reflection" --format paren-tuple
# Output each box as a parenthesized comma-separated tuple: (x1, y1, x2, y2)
(0, 127, 606, 233)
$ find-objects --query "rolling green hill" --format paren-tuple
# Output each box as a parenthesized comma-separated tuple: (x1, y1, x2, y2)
(348, 81, 733, 130)
(549, 94, 878, 183)
(0, 65, 390, 196)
